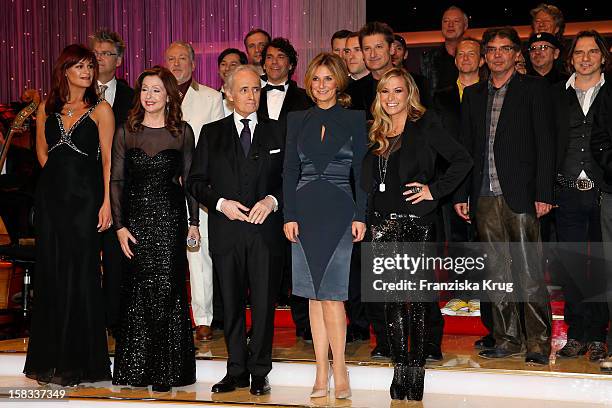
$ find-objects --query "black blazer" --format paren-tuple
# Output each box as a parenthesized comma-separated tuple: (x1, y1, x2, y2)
(454, 74, 556, 216)
(257, 80, 313, 123)
(591, 82, 612, 192)
(420, 45, 458, 104)
(187, 114, 285, 254)
(113, 79, 135, 125)
(361, 110, 472, 217)
(553, 80, 608, 183)
(432, 83, 462, 140)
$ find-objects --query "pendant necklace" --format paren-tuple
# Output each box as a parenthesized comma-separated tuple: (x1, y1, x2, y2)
(377, 135, 401, 193)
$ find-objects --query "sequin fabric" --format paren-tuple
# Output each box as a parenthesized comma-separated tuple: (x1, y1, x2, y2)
(112, 148, 195, 387)
(370, 214, 433, 401)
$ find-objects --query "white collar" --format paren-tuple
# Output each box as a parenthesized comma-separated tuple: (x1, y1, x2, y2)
(566, 72, 605, 90)
(98, 76, 117, 89)
(233, 111, 258, 129)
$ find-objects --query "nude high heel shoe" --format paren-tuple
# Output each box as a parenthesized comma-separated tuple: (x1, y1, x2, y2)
(334, 369, 351, 399)
(310, 363, 331, 398)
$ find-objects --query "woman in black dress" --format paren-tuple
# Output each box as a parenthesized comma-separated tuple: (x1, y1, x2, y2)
(25, 44, 114, 385)
(362, 68, 472, 400)
(110, 66, 199, 392)
(284, 53, 367, 399)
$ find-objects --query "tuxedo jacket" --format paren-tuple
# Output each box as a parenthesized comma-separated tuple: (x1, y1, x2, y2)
(454, 74, 556, 216)
(257, 80, 313, 125)
(361, 110, 472, 218)
(187, 114, 285, 254)
(112, 79, 134, 125)
(591, 81, 612, 192)
(182, 81, 224, 142)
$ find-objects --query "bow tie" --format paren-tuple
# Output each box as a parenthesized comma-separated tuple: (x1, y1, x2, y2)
(264, 83, 286, 92)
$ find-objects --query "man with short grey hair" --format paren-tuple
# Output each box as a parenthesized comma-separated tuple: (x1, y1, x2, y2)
(164, 40, 224, 342)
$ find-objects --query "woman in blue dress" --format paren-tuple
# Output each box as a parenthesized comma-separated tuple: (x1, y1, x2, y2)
(283, 52, 367, 400)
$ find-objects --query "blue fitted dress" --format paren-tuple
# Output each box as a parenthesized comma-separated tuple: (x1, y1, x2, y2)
(283, 104, 367, 301)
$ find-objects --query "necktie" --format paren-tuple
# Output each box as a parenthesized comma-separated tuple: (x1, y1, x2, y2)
(98, 84, 108, 100)
(239, 118, 251, 157)
(263, 83, 285, 92)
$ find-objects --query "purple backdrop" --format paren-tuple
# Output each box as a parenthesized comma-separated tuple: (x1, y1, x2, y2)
(0, 0, 365, 102)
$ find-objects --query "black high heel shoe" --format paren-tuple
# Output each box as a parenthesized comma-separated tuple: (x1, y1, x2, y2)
(389, 364, 408, 400)
(405, 367, 425, 401)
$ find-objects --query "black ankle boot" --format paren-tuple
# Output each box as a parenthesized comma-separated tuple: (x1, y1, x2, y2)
(389, 364, 408, 400)
(405, 367, 425, 401)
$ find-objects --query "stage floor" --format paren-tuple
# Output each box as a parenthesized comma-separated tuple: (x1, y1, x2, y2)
(0, 327, 611, 407)
(0, 327, 606, 376)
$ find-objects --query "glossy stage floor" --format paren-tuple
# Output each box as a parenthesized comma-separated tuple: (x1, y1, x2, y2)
(0, 319, 611, 408)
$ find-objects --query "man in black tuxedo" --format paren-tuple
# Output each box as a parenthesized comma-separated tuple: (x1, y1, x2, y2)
(454, 27, 555, 365)
(188, 65, 284, 396)
(258, 37, 313, 341)
(90, 29, 135, 333)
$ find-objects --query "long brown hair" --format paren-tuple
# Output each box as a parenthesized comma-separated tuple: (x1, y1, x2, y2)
(369, 68, 425, 155)
(304, 52, 351, 108)
(45, 44, 99, 115)
(127, 66, 183, 137)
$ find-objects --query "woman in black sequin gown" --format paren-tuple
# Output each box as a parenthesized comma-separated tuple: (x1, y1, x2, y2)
(361, 68, 472, 400)
(24, 45, 114, 386)
(110, 66, 199, 392)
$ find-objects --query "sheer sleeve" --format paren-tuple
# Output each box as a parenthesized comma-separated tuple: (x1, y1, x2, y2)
(110, 125, 126, 230)
(182, 123, 199, 226)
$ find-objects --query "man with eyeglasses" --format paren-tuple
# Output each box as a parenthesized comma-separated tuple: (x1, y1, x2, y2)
(89, 28, 135, 337)
(454, 27, 555, 365)
(165, 40, 224, 343)
(527, 32, 568, 85)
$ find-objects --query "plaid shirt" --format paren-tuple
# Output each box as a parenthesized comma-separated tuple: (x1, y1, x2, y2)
(481, 72, 515, 196)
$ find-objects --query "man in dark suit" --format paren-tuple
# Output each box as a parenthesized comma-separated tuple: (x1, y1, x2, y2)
(421, 6, 468, 104)
(188, 65, 284, 396)
(90, 28, 135, 333)
(433, 37, 493, 349)
(258, 37, 313, 341)
(348, 22, 430, 122)
(454, 27, 555, 365)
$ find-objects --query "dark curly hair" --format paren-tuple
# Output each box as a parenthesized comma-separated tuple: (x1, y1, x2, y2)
(45, 44, 99, 115)
(127, 66, 183, 137)
(261, 37, 298, 78)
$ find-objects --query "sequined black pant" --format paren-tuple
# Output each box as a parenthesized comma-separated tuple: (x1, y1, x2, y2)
(369, 213, 435, 399)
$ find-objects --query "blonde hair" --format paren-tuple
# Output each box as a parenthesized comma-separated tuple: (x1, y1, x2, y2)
(369, 68, 425, 155)
(304, 52, 351, 108)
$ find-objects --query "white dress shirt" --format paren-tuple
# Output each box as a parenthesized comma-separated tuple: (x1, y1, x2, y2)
(97, 77, 117, 107)
(265, 82, 289, 120)
(216, 111, 277, 212)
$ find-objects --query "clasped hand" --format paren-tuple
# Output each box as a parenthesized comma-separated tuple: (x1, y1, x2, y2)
(220, 197, 274, 224)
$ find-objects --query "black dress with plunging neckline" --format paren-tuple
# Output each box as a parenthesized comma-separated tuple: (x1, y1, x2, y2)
(24, 100, 112, 385)
(109, 122, 198, 388)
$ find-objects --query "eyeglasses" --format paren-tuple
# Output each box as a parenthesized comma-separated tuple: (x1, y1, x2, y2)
(485, 45, 516, 55)
(529, 44, 555, 52)
(94, 51, 118, 58)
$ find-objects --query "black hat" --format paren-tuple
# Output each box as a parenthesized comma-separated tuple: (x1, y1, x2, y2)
(393, 34, 407, 49)
(527, 32, 562, 49)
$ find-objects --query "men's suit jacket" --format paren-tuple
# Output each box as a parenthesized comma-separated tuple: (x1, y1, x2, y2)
(182, 81, 224, 141)
(420, 45, 458, 105)
(257, 80, 313, 126)
(454, 74, 555, 217)
(591, 81, 612, 192)
(112, 79, 134, 125)
(432, 82, 462, 141)
(187, 115, 285, 255)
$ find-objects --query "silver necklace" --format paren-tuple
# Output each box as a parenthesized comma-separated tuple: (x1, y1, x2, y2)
(377, 135, 401, 193)
(65, 108, 74, 118)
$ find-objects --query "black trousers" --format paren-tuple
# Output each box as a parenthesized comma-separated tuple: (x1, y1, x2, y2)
(475, 196, 552, 355)
(101, 228, 125, 330)
(555, 188, 609, 343)
(212, 232, 280, 378)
